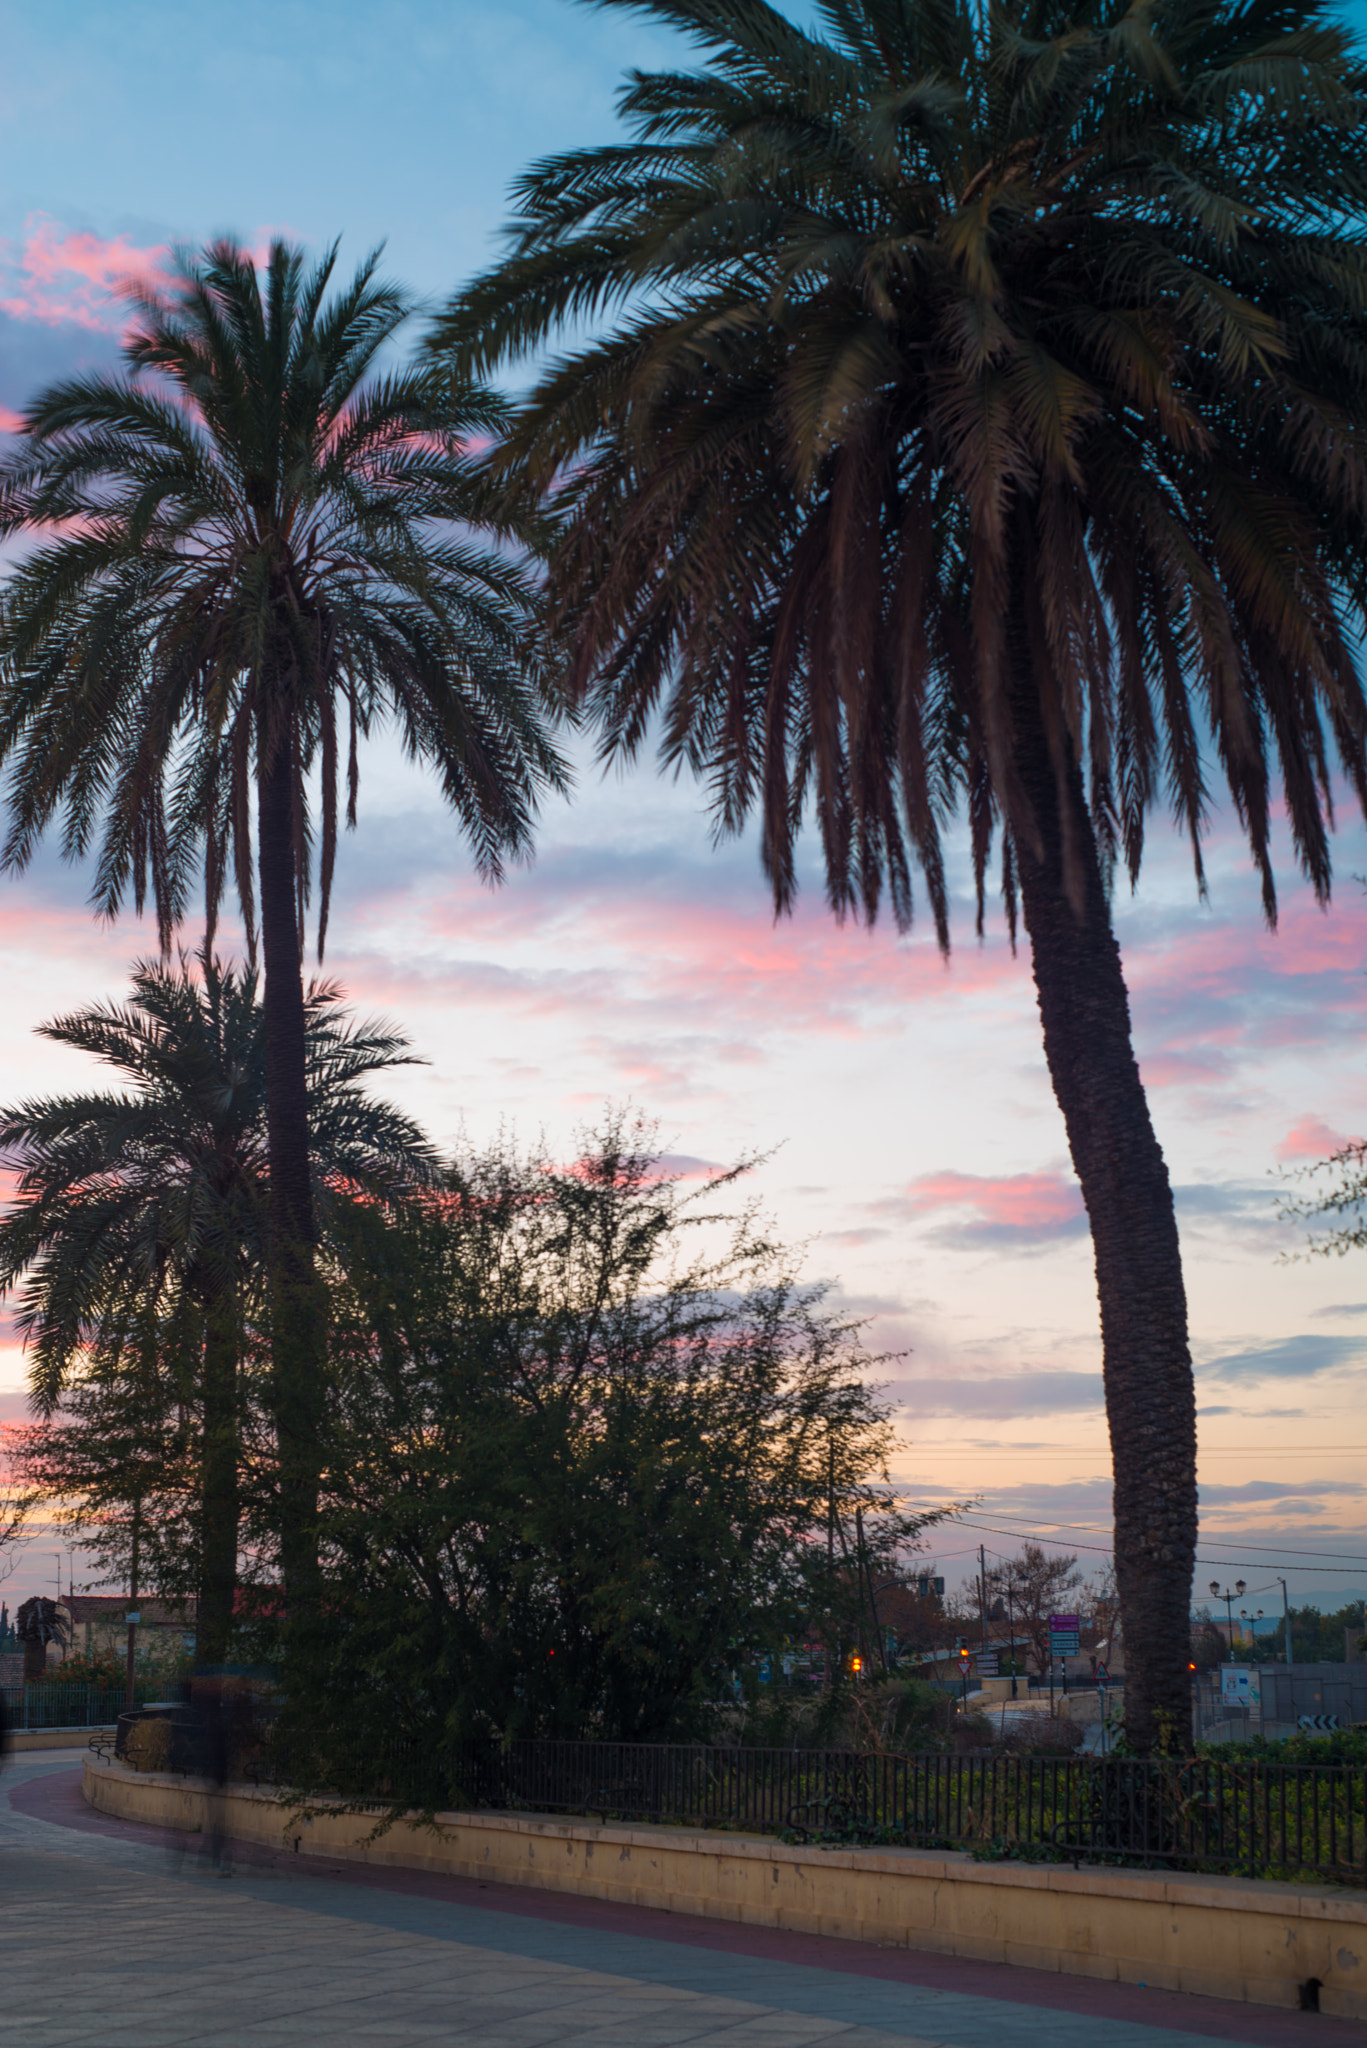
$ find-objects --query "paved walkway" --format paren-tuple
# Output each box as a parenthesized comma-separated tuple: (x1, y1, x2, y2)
(1, 1751, 1355, 2048)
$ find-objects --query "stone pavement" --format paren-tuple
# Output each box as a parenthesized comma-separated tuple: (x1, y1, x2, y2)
(0, 1751, 1355, 2048)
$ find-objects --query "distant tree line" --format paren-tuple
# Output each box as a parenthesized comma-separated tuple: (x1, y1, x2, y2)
(1192, 1602, 1367, 1669)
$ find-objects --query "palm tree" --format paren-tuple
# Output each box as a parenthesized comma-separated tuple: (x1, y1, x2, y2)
(0, 954, 434, 1665)
(431, 0, 1367, 1745)
(0, 239, 566, 1600)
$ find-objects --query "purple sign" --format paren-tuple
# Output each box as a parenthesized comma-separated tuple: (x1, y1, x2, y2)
(1049, 1613, 1081, 1656)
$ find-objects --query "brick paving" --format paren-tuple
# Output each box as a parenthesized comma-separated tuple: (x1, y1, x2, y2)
(1, 1751, 1354, 2048)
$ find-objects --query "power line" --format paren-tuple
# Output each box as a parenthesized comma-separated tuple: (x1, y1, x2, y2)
(930, 1506, 1367, 1564)
(943, 1516, 1367, 1573)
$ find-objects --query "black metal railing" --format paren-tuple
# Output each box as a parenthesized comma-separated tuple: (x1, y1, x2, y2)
(297, 1738, 1366, 1886)
(2, 1682, 159, 1731)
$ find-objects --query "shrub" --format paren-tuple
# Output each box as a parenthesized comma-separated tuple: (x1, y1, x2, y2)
(275, 1118, 959, 1781)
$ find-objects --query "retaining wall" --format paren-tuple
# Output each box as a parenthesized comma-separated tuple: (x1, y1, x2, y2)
(11, 1724, 113, 1752)
(83, 1755, 1366, 2021)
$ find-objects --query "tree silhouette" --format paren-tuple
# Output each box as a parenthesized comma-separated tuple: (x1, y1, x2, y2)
(0, 241, 565, 1599)
(433, 0, 1367, 1745)
(0, 955, 432, 1661)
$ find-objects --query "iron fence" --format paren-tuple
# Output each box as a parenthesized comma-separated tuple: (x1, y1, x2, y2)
(301, 1738, 1366, 1887)
(2, 1682, 159, 1730)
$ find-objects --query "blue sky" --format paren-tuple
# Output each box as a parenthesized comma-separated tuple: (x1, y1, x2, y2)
(1, 0, 1365, 1617)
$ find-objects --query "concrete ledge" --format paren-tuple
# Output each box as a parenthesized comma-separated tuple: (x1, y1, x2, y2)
(84, 1755, 1367, 2020)
(11, 1725, 112, 1752)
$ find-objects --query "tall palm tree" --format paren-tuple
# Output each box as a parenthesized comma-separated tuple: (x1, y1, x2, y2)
(0, 954, 434, 1664)
(0, 239, 566, 1599)
(432, 0, 1367, 1745)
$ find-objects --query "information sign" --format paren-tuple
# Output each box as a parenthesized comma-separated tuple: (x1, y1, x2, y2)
(1220, 1666, 1261, 1711)
(1048, 1613, 1081, 1655)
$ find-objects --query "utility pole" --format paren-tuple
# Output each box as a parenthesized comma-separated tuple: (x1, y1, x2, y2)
(125, 1500, 141, 1712)
(1278, 1577, 1294, 1668)
(854, 1507, 888, 1675)
(979, 1544, 988, 1657)
(825, 1441, 835, 1691)
(827, 1442, 835, 1573)
(1006, 1581, 1018, 1698)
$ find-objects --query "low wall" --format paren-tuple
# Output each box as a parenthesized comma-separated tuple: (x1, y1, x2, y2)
(83, 1756, 1366, 2019)
(11, 1725, 112, 1752)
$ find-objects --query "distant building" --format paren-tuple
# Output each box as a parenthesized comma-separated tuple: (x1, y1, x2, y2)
(56, 1595, 195, 1675)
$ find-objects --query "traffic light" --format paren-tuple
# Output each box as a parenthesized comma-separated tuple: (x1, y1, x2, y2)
(850, 1655, 863, 1676)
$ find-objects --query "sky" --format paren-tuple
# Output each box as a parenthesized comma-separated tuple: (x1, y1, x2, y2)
(0, 0, 1364, 1624)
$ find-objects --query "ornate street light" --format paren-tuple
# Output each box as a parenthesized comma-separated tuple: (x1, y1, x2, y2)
(1210, 1580, 1246, 1662)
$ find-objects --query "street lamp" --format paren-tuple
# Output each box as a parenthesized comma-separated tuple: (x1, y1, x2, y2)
(1210, 1580, 1245, 1661)
(1003, 1579, 1020, 1699)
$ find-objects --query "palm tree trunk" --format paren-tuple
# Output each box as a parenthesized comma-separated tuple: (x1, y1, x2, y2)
(1008, 647, 1197, 1755)
(196, 1288, 239, 1667)
(256, 720, 325, 1609)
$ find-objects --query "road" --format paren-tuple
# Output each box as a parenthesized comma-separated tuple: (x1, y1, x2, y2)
(0, 1748, 1353, 2048)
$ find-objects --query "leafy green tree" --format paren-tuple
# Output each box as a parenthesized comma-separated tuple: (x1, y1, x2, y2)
(433, 0, 1367, 1746)
(1240, 1599, 1367, 1665)
(0, 954, 433, 1663)
(0, 239, 566, 1603)
(285, 1119, 948, 1779)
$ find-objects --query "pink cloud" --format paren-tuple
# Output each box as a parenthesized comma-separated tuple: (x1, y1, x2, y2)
(325, 805, 1367, 1119)
(0, 216, 167, 334)
(900, 1169, 1082, 1228)
(1276, 1114, 1361, 1162)
(1124, 890, 1367, 1097)
(873, 1168, 1088, 1249)
(0, 405, 24, 435)
(562, 1147, 725, 1186)
(341, 860, 1026, 1053)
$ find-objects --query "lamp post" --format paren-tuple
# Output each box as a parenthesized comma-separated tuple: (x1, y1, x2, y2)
(1005, 1580, 1019, 1699)
(1210, 1580, 1245, 1661)
(1276, 1578, 1294, 1667)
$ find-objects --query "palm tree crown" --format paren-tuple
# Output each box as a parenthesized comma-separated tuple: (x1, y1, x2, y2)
(440, 0, 1367, 931)
(0, 953, 434, 1661)
(0, 237, 565, 948)
(432, 0, 1367, 1746)
(0, 955, 433, 1408)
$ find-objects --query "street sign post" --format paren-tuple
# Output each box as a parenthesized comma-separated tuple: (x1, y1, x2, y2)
(1049, 1614, 1079, 1711)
